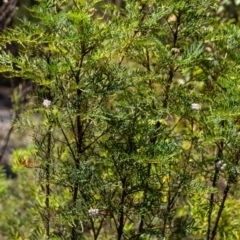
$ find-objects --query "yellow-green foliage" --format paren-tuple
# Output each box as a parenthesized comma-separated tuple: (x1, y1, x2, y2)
(1, 0, 240, 239)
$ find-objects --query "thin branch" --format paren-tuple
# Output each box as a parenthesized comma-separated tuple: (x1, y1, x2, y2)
(56, 118, 77, 163)
(207, 138, 224, 240)
(118, 4, 151, 67)
(81, 128, 108, 153)
(210, 184, 230, 240)
(45, 128, 52, 238)
(0, 123, 14, 164)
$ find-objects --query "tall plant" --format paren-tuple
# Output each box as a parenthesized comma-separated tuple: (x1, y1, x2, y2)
(1, 0, 240, 239)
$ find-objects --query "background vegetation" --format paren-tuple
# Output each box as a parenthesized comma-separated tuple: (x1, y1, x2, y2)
(1, 0, 240, 239)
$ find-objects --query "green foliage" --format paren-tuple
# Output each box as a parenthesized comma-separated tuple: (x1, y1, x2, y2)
(1, 0, 240, 239)
(0, 164, 42, 239)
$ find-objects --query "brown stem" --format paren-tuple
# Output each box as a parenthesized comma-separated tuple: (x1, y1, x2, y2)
(163, 12, 181, 108)
(210, 184, 230, 240)
(173, 13, 181, 48)
(146, 48, 150, 72)
(90, 217, 105, 240)
(138, 163, 151, 234)
(71, 108, 82, 240)
(207, 165, 219, 240)
(207, 120, 224, 240)
(45, 128, 51, 238)
(117, 177, 127, 240)
(162, 186, 178, 236)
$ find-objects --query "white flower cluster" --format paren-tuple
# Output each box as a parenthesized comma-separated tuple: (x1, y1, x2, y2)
(43, 99, 51, 108)
(191, 103, 201, 111)
(88, 209, 99, 218)
(216, 160, 227, 171)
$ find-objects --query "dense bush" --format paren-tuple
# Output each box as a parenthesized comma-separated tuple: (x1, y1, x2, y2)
(1, 0, 240, 239)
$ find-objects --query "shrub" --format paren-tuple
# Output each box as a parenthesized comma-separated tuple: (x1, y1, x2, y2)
(1, 0, 240, 239)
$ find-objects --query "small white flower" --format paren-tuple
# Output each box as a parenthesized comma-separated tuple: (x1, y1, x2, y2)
(191, 103, 201, 111)
(88, 209, 99, 218)
(216, 160, 223, 167)
(43, 99, 51, 108)
(216, 160, 227, 171)
(220, 163, 227, 171)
